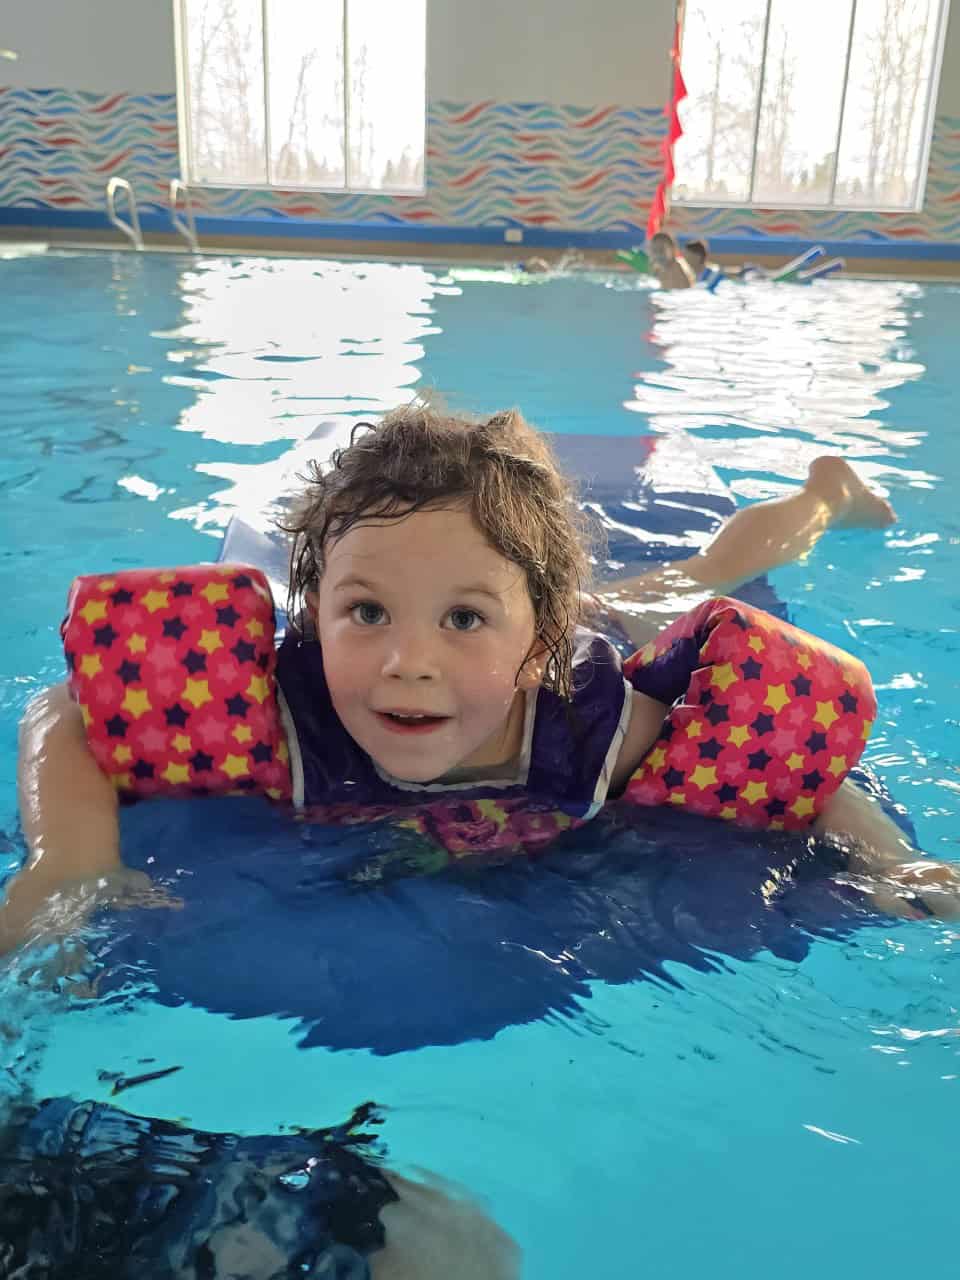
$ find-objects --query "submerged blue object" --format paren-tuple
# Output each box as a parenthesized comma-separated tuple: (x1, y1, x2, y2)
(96, 775, 909, 1057)
(0, 1096, 395, 1278)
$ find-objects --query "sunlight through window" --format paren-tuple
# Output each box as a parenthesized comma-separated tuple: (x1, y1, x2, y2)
(674, 0, 949, 210)
(176, 0, 426, 192)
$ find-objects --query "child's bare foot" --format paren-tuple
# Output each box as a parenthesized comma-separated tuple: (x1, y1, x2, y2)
(807, 456, 897, 528)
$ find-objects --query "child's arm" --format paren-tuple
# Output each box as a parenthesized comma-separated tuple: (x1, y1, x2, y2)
(816, 778, 960, 918)
(609, 690, 671, 795)
(2, 683, 123, 953)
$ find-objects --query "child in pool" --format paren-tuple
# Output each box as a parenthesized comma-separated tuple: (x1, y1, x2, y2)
(681, 238, 714, 280)
(8, 405, 959, 944)
(647, 231, 696, 290)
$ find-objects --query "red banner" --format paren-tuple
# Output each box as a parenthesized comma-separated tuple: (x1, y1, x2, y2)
(646, 10, 687, 241)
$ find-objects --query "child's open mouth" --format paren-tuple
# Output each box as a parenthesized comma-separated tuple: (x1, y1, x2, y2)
(375, 711, 450, 734)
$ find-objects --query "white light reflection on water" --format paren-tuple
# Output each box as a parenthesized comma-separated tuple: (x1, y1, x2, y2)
(626, 278, 934, 498)
(160, 257, 458, 530)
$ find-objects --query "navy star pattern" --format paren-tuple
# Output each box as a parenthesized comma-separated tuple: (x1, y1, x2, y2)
(622, 600, 877, 831)
(64, 567, 291, 803)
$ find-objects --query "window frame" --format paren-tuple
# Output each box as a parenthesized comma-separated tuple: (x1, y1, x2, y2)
(672, 0, 952, 214)
(172, 0, 427, 195)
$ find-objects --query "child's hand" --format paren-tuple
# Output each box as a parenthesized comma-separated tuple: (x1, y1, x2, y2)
(36, 866, 184, 933)
(3, 866, 182, 957)
(855, 859, 960, 920)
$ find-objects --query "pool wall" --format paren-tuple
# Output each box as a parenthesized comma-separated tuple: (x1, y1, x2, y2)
(2, 0, 960, 260)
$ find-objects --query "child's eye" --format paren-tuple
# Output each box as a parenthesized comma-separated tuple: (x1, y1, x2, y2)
(350, 601, 388, 626)
(445, 607, 484, 633)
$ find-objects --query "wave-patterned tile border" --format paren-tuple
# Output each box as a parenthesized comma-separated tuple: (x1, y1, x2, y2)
(0, 87, 179, 213)
(1, 87, 957, 241)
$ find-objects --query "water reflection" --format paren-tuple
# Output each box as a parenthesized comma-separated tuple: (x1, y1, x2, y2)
(162, 257, 457, 530)
(627, 279, 932, 499)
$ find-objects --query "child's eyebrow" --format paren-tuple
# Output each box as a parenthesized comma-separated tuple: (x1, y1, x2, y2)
(331, 575, 379, 594)
(332, 575, 506, 605)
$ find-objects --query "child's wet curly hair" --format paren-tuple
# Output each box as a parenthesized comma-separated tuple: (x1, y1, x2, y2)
(281, 404, 593, 701)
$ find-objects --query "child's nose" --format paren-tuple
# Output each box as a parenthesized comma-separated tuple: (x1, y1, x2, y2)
(380, 626, 441, 681)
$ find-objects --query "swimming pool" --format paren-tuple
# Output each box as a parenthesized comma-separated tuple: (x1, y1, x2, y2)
(1, 251, 958, 1278)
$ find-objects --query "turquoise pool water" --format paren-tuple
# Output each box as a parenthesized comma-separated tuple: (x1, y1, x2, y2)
(1, 251, 958, 1278)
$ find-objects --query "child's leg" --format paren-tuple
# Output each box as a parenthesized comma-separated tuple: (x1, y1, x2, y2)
(592, 457, 895, 646)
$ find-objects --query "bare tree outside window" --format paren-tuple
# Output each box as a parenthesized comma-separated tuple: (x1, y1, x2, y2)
(674, 0, 948, 210)
(179, 0, 426, 192)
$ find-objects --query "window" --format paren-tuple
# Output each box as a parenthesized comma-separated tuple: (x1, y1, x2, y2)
(175, 0, 426, 192)
(673, 0, 949, 209)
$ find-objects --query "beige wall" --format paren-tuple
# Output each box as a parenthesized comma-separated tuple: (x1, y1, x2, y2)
(428, 0, 675, 105)
(0, 0, 676, 105)
(3, 0, 953, 118)
(1, 0, 177, 92)
(933, 0, 960, 115)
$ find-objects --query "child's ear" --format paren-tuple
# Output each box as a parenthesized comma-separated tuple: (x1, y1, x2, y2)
(517, 641, 549, 690)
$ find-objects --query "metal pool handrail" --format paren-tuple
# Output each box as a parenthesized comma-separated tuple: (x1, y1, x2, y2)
(169, 178, 199, 252)
(105, 177, 144, 250)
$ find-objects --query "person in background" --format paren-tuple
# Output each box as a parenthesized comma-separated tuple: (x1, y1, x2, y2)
(647, 231, 696, 289)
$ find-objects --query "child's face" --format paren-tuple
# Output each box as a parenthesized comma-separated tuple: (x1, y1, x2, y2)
(311, 505, 542, 783)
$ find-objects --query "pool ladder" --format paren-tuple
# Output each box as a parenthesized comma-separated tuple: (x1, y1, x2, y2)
(104, 177, 199, 252)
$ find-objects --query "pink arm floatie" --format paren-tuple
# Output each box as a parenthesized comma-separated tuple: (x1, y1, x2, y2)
(61, 564, 292, 801)
(622, 596, 877, 830)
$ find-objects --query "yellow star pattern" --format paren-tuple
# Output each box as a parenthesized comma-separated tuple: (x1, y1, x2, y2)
(786, 752, 805, 770)
(79, 653, 102, 678)
(790, 795, 816, 819)
(172, 733, 192, 753)
(201, 582, 231, 604)
(728, 723, 752, 747)
(233, 724, 253, 744)
(747, 633, 765, 653)
(645, 746, 667, 772)
(638, 641, 656, 666)
(122, 689, 152, 719)
(245, 618, 265, 638)
(266, 787, 285, 800)
(246, 674, 270, 705)
(669, 792, 686, 805)
(689, 764, 718, 790)
(141, 589, 170, 614)
(79, 599, 108, 624)
(685, 719, 703, 738)
(764, 684, 790, 713)
(80, 704, 92, 729)
(197, 629, 223, 655)
(813, 700, 839, 730)
(183, 678, 212, 709)
(97, 578, 117, 592)
(161, 763, 191, 786)
(158, 571, 177, 584)
(112, 773, 132, 790)
(113, 744, 132, 764)
(277, 739, 290, 764)
(741, 779, 768, 804)
(711, 662, 738, 692)
(862, 719, 873, 741)
(769, 819, 785, 831)
(719, 805, 737, 820)
(127, 633, 147, 654)
(221, 753, 251, 780)
(796, 651, 811, 669)
(828, 755, 847, 777)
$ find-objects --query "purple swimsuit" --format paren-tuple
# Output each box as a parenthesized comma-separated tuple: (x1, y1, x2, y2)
(276, 620, 632, 821)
